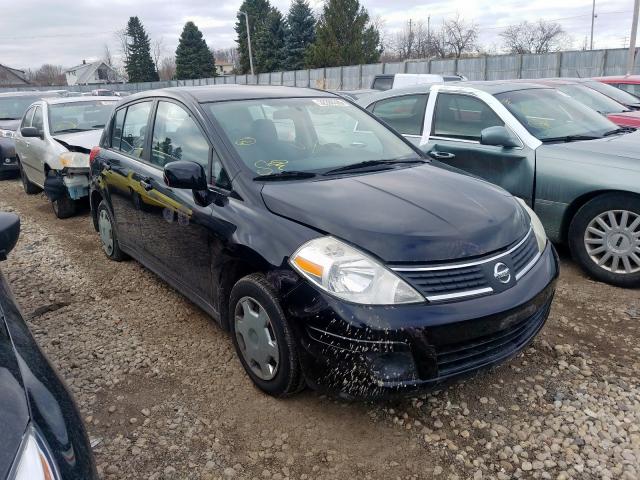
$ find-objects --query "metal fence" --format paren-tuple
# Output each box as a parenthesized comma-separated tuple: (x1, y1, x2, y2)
(3, 47, 640, 94)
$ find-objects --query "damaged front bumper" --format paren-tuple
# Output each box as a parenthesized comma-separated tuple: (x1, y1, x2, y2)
(44, 168, 90, 201)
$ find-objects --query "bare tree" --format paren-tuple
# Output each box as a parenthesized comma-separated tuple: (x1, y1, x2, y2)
(103, 44, 113, 66)
(212, 47, 240, 68)
(29, 64, 66, 86)
(158, 56, 176, 81)
(114, 28, 130, 66)
(442, 14, 479, 58)
(500, 20, 568, 54)
(152, 37, 164, 72)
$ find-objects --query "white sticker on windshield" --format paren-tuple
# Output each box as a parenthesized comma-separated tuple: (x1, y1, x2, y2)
(312, 98, 348, 107)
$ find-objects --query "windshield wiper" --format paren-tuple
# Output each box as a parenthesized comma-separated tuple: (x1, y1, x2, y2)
(603, 127, 635, 136)
(0, 117, 17, 120)
(253, 170, 317, 181)
(541, 134, 601, 143)
(322, 158, 425, 176)
(90, 124, 105, 128)
(54, 128, 89, 134)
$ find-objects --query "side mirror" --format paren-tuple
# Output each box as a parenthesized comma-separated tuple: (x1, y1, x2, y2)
(20, 126, 42, 138)
(0, 213, 20, 261)
(480, 126, 520, 148)
(163, 161, 208, 191)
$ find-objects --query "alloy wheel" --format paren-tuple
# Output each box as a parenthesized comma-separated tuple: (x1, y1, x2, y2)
(98, 209, 114, 256)
(584, 209, 640, 274)
(234, 296, 280, 381)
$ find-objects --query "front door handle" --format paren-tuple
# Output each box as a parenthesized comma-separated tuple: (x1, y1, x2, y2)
(429, 151, 456, 160)
(139, 178, 153, 191)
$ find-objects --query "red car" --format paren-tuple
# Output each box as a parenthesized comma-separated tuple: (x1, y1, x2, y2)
(594, 75, 640, 99)
(525, 78, 640, 128)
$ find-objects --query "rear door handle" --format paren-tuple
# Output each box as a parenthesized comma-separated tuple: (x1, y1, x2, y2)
(139, 178, 153, 191)
(429, 151, 456, 160)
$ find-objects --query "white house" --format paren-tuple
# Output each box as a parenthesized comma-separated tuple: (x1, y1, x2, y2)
(65, 60, 125, 86)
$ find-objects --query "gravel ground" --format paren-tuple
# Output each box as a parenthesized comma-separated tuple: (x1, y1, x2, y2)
(0, 177, 638, 480)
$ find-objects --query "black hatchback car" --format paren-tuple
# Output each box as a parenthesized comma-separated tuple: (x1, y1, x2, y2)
(89, 86, 558, 397)
(0, 212, 96, 479)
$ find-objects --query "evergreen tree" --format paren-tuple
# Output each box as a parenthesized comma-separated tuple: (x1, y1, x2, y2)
(305, 0, 382, 68)
(255, 8, 287, 73)
(175, 21, 216, 79)
(235, 0, 271, 74)
(124, 16, 159, 82)
(284, 0, 316, 70)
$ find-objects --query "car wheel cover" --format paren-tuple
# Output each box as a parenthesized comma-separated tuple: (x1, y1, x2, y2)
(234, 296, 280, 381)
(584, 209, 640, 274)
(98, 209, 114, 256)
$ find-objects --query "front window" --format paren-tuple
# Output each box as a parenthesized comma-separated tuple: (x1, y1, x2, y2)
(0, 96, 42, 120)
(204, 97, 417, 176)
(557, 84, 629, 114)
(433, 93, 504, 141)
(496, 88, 617, 142)
(48, 100, 117, 135)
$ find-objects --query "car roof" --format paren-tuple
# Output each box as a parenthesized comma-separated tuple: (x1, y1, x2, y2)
(120, 85, 337, 104)
(358, 80, 550, 106)
(41, 96, 120, 105)
(0, 90, 62, 98)
(594, 75, 640, 83)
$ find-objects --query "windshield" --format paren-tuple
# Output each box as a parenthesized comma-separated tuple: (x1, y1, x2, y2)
(204, 97, 418, 176)
(0, 96, 42, 120)
(585, 81, 640, 105)
(48, 100, 117, 135)
(496, 88, 617, 141)
(557, 84, 628, 114)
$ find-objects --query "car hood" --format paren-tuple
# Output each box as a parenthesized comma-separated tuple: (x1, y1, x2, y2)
(0, 119, 20, 131)
(539, 130, 640, 166)
(261, 164, 530, 263)
(0, 281, 31, 479)
(53, 129, 102, 152)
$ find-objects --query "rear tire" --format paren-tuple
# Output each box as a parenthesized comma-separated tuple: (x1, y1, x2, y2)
(568, 193, 640, 288)
(18, 159, 41, 194)
(229, 273, 305, 397)
(97, 200, 126, 261)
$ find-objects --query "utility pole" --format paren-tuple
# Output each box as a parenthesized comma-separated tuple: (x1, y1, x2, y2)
(627, 0, 640, 75)
(239, 11, 254, 76)
(590, 0, 596, 50)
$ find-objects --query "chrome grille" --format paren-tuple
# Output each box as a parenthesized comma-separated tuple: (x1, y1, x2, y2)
(392, 227, 541, 302)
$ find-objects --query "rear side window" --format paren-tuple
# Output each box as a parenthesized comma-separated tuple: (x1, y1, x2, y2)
(618, 83, 640, 98)
(119, 101, 152, 159)
(372, 76, 394, 91)
(150, 101, 210, 168)
(21, 107, 35, 129)
(372, 94, 428, 136)
(32, 106, 43, 131)
(111, 108, 126, 149)
(433, 93, 503, 141)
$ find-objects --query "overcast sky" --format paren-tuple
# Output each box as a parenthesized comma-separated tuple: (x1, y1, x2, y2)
(0, 0, 636, 70)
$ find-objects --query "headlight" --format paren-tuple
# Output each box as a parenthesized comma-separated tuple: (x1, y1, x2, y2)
(9, 425, 60, 480)
(515, 198, 547, 253)
(290, 236, 424, 305)
(0, 128, 16, 139)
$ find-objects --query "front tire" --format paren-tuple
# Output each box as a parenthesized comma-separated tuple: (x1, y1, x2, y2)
(97, 200, 126, 261)
(229, 273, 305, 397)
(18, 159, 41, 194)
(569, 193, 640, 288)
(52, 194, 77, 219)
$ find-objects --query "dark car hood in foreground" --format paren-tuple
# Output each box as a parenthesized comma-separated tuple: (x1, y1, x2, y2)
(261, 164, 529, 263)
(53, 129, 102, 152)
(0, 119, 20, 131)
(0, 278, 30, 479)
